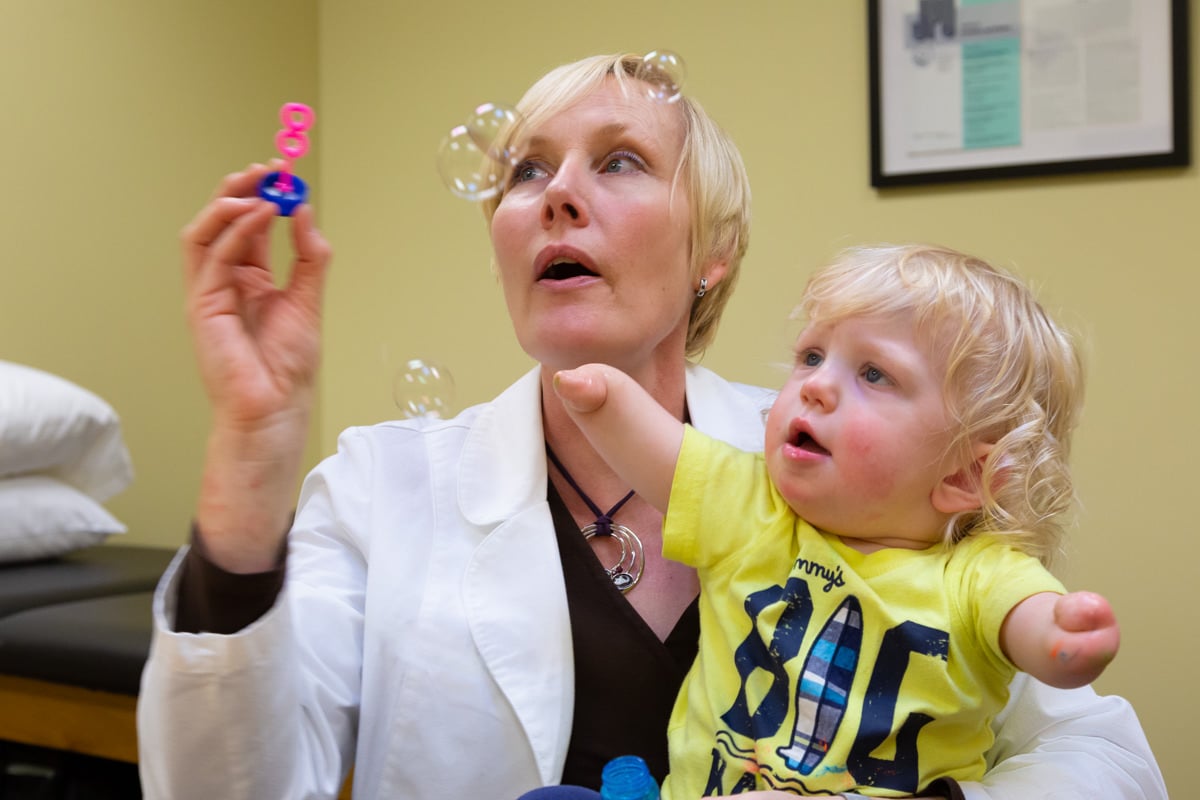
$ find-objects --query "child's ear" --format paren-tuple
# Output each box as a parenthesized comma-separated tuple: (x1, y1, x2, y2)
(932, 441, 994, 515)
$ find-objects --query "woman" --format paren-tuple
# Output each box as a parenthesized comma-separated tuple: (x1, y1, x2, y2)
(138, 53, 1164, 800)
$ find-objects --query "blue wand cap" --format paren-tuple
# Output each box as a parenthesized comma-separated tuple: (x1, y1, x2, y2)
(258, 171, 308, 216)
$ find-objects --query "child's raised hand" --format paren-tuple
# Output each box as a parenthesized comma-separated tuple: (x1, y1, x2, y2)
(1049, 590, 1120, 684)
(553, 365, 612, 414)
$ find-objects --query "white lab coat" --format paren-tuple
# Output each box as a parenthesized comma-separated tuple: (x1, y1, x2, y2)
(138, 365, 1166, 800)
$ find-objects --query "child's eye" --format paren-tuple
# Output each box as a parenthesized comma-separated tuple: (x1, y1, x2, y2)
(862, 365, 891, 385)
(800, 350, 823, 367)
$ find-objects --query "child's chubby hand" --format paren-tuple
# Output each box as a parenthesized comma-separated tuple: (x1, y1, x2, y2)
(1052, 590, 1120, 678)
(553, 364, 613, 414)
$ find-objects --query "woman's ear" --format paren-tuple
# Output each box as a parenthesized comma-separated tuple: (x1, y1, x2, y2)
(932, 441, 994, 515)
(697, 259, 729, 293)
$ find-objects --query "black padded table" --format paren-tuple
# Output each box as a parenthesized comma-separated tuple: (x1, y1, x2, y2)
(0, 544, 175, 772)
(0, 592, 156, 695)
(0, 545, 175, 620)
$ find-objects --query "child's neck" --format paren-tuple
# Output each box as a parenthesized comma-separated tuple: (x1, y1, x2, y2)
(836, 533, 940, 554)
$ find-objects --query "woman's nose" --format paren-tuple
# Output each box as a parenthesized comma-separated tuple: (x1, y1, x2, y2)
(542, 161, 590, 228)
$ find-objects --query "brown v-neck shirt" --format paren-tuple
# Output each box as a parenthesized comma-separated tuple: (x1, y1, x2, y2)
(546, 481, 699, 789)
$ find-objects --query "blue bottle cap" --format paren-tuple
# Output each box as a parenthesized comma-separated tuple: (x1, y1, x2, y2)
(600, 755, 658, 800)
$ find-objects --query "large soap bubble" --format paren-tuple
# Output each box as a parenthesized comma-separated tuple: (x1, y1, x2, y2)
(436, 102, 522, 201)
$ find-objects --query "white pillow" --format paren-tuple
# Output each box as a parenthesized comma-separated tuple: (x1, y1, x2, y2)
(0, 475, 127, 563)
(0, 360, 134, 501)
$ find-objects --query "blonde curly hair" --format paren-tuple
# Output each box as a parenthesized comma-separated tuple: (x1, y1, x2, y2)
(796, 244, 1085, 565)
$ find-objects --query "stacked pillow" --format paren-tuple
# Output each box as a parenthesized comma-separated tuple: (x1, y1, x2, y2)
(0, 361, 133, 562)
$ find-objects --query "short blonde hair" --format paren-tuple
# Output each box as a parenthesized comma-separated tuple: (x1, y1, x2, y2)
(481, 53, 751, 358)
(795, 244, 1085, 564)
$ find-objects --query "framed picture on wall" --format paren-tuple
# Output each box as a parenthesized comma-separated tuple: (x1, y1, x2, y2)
(868, 0, 1190, 187)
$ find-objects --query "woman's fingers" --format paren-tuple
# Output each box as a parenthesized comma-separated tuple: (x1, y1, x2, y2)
(205, 201, 277, 276)
(206, 161, 282, 203)
(188, 201, 278, 306)
(180, 167, 330, 395)
(286, 203, 332, 314)
(184, 161, 283, 276)
(182, 197, 260, 266)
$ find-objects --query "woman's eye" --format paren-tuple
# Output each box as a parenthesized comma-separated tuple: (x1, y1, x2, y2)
(511, 161, 549, 185)
(602, 152, 644, 174)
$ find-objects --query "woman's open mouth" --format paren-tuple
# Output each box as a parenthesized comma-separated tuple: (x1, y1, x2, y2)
(540, 259, 598, 281)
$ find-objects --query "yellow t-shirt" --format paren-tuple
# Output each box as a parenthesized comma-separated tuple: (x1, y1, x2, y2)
(660, 427, 1065, 799)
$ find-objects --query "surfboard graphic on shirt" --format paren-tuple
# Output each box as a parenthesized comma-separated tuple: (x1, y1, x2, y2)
(776, 596, 863, 775)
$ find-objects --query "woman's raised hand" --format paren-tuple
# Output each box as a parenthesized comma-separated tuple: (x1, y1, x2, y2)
(181, 162, 331, 572)
(183, 162, 330, 425)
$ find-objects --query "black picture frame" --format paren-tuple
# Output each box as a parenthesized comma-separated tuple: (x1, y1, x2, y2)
(869, 0, 1190, 187)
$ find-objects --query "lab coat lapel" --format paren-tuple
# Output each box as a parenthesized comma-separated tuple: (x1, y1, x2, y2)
(459, 367, 573, 784)
(452, 364, 770, 786)
(685, 363, 773, 451)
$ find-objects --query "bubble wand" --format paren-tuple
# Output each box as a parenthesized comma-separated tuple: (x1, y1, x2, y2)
(258, 102, 314, 216)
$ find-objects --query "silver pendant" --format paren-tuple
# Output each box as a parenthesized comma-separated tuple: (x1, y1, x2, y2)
(582, 522, 644, 593)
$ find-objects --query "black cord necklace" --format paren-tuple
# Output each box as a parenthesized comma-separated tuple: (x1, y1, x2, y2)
(546, 444, 645, 593)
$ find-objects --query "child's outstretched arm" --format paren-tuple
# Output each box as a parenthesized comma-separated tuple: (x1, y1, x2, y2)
(553, 364, 686, 513)
(1000, 590, 1120, 689)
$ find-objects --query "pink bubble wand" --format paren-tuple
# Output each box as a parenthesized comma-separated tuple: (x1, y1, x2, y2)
(258, 102, 315, 216)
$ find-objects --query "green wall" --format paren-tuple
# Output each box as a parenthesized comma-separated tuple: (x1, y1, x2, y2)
(2, 2, 1191, 795)
(0, 0, 321, 551)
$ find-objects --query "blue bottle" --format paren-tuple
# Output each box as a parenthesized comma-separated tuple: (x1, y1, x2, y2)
(599, 755, 659, 800)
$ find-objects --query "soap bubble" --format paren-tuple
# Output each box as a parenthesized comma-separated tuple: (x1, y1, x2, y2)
(435, 49, 686, 202)
(637, 50, 686, 103)
(394, 359, 455, 419)
(436, 125, 501, 201)
(437, 102, 523, 202)
(466, 102, 520, 165)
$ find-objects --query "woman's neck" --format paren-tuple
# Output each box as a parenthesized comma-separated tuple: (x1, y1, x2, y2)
(540, 358, 699, 640)
(539, 358, 688, 499)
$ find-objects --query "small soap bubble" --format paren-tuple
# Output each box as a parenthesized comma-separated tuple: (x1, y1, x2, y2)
(466, 102, 521, 167)
(393, 359, 455, 419)
(637, 50, 686, 103)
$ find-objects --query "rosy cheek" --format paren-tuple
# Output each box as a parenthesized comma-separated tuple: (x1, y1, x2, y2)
(840, 422, 877, 459)
(840, 424, 897, 494)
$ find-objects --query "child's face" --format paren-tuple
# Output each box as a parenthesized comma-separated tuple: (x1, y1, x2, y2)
(765, 312, 966, 549)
